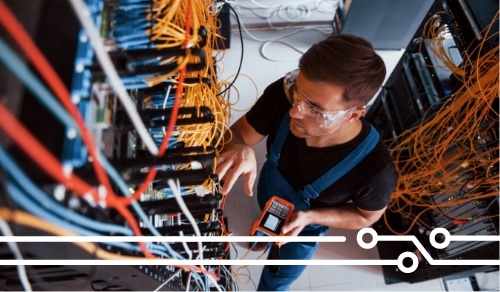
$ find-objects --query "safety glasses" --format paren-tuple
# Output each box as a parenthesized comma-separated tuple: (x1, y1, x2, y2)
(283, 69, 356, 128)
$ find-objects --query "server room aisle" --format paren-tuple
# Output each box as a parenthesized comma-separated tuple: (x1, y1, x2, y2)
(217, 26, 443, 292)
(216, 11, 499, 291)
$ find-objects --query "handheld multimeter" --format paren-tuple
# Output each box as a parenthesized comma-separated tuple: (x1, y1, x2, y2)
(250, 196, 294, 237)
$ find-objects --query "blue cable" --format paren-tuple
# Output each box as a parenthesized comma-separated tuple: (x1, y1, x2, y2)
(99, 155, 186, 259)
(113, 15, 150, 30)
(5, 182, 99, 237)
(0, 35, 186, 260)
(3, 180, 169, 258)
(115, 2, 150, 11)
(0, 37, 77, 134)
(120, 74, 152, 89)
(0, 147, 184, 259)
(1, 16, 224, 290)
(118, 0, 151, 5)
(0, 147, 132, 236)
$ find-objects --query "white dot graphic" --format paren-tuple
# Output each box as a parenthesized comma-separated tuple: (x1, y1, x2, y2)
(356, 227, 378, 249)
(429, 228, 451, 249)
(397, 251, 419, 273)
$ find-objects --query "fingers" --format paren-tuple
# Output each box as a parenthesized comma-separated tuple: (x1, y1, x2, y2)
(218, 164, 255, 196)
(216, 156, 242, 195)
(243, 169, 256, 196)
(282, 214, 302, 236)
(221, 167, 239, 195)
(215, 156, 231, 182)
(215, 158, 234, 195)
(282, 225, 300, 237)
(215, 145, 257, 195)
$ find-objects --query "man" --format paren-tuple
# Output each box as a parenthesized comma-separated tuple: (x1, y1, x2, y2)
(216, 34, 398, 291)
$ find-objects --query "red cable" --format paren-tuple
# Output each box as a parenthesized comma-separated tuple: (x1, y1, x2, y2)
(111, 202, 155, 258)
(0, 0, 211, 263)
(0, 102, 156, 258)
(0, 0, 113, 199)
(115, 0, 193, 205)
(158, 0, 192, 156)
(0, 1, 156, 257)
(0, 104, 97, 201)
(119, 167, 158, 205)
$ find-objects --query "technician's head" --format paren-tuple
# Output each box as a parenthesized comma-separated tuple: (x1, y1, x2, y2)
(284, 34, 386, 138)
(299, 34, 386, 108)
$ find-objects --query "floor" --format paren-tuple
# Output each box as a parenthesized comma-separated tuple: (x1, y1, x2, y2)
(216, 8, 500, 292)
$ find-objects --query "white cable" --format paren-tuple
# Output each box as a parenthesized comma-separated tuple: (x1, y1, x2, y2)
(239, 22, 331, 42)
(249, 0, 273, 9)
(228, 5, 333, 43)
(272, 3, 311, 25)
(153, 268, 183, 292)
(178, 231, 193, 260)
(184, 271, 192, 292)
(0, 217, 33, 292)
(227, 1, 335, 61)
(256, 27, 330, 61)
(168, 179, 203, 260)
(161, 84, 173, 137)
(68, 0, 159, 156)
(259, 39, 310, 61)
(317, 0, 340, 14)
(227, 0, 338, 25)
(207, 274, 224, 292)
(168, 179, 225, 292)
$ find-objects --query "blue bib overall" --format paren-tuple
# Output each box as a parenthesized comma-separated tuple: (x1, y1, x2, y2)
(256, 113, 379, 291)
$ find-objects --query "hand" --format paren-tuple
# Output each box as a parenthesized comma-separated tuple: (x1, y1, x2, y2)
(216, 143, 257, 196)
(280, 211, 311, 244)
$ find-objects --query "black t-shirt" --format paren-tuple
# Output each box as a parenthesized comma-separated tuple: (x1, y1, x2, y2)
(246, 78, 398, 211)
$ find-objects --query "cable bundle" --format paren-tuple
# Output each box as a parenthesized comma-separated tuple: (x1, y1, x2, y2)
(0, 0, 236, 290)
(385, 12, 499, 235)
(106, 0, 230, 152)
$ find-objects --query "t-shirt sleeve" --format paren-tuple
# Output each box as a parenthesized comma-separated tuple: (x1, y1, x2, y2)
(245, 77, 288, 136)
(352, 163, 398, 211)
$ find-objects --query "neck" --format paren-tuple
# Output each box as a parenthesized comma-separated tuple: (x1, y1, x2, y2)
(305, 119, 363, 148)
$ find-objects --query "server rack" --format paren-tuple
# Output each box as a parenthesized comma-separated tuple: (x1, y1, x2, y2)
(365, 0, 499, 284)
(0, 0, 233, 290)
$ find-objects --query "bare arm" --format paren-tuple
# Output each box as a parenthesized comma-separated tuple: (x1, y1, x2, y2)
(216, 116, 265, 196)
(282, 204, 386, 237)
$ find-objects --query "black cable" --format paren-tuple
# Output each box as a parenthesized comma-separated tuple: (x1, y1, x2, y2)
(217, 1, 244, 97)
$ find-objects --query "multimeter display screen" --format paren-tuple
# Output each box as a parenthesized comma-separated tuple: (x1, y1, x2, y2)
(260, 212, 285, 233)
(263, 213, 280, 231)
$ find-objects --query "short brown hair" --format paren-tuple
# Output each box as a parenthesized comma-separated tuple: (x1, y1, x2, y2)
(299, 34, 386, 106)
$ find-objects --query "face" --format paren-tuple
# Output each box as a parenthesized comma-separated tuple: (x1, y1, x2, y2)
(284, 70, 361, 139)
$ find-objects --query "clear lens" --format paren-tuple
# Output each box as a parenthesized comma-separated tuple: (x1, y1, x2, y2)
(283, 70, 298, 105)
(283, 69, 355, 127)
(321, 109, 351, 127)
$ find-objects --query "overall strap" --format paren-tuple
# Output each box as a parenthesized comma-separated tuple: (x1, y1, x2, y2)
(302, 125, 380, 200)
(268, 113, 291, 163)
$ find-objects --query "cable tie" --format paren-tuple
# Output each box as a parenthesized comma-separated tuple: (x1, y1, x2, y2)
(53, 185, 66, 202)
(84, 193, 97, 208)
(98, 185, 107, 209)
(66, 128, 77, 139)
(71, 93, 81, 104)
(62, 163, 74, 178)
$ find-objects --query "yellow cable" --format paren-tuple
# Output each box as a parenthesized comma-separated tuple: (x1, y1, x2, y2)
(0, 208, 167, 260)
(385, 13, 499, 234)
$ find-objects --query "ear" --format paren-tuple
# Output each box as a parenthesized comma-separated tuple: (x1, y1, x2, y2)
(346, 108, 366, 121)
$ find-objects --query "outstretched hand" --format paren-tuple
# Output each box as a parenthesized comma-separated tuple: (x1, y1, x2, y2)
(215, 143, 257, 196)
